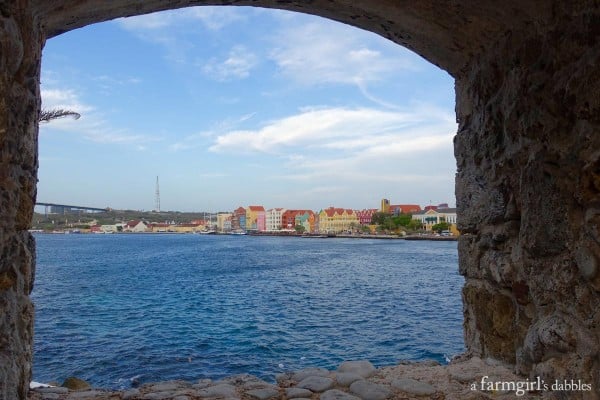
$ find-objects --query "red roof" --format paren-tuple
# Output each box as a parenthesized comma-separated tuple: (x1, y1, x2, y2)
(323, 207, 345, 217)
(389, 204, 422, 213)
(248, 205, 265, 212)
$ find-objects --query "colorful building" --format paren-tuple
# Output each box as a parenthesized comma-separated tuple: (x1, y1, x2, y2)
(355, 209, 378, 225)
(232, 207, 246, 232)
(266, 208, 286, 231)
(380, 199, 421, 215)
(412, 208, 458, 234)
(294, 210, 316, 233)
(317, 207, 359, 234)
(245, 205, 266, 231)
(281, 210, 314, 231)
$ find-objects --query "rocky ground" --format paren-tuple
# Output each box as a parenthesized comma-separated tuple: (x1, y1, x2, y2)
(28, 356, 550, 400)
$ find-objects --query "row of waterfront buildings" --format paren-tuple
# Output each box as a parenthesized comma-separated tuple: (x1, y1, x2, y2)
(94, 199, 458, 235)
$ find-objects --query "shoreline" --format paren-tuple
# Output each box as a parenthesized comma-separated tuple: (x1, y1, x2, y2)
(32, 230, 458, 241)
(28, 356, 543, 399)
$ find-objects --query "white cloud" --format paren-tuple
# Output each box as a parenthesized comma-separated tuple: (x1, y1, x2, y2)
(269, 20, 415, 87)
(209, 106, 452, 154)
(202, 46, 258, 81)
(118, 6, 246, 31)
(208, 105, 457, 200)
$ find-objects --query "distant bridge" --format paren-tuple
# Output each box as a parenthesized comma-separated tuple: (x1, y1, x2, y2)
(36, 202, 108, 215)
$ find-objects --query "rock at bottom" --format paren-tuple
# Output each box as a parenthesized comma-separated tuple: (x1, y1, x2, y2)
(392, 378, 436, 396)
(320, 389, 361, 400)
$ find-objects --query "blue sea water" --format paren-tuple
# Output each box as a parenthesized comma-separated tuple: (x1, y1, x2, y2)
(32, 234, 464, 388)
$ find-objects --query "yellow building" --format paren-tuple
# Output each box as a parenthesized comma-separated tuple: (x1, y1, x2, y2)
(318, 207, 359, 234)
(381, 198, 390, 213)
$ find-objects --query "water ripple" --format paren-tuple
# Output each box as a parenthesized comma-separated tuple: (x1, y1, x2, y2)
(32, 234, 464, 388)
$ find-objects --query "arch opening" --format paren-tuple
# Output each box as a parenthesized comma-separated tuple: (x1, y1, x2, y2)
(32, 6, 463, 388)
(1, 1, 600, 399)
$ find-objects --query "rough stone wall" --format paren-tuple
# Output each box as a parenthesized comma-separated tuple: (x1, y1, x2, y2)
(456, 5, 600, 398)
(0, 2, 42, 399)
(0, 1, 598, 399)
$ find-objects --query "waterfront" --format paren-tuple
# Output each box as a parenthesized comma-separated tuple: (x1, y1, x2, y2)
(32, 234, 464, 389)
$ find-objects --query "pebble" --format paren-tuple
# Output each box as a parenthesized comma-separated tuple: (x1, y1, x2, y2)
(391, 378, 436, 396)
(349, 380, 392, 400)
(122, 388, 140, 400)
(196, 383, 238, 398)
(334, 372, 363, 387)
(320, 389, 361, 400)
(296, 376, 335, 392)
(337, 360, 376, 378)
(292, 367, 331, 382)
(285, 387, 313, 398)
(34, 387, 69, 395)
(246, 387, 280, 400)
(66, 391, 106, 399)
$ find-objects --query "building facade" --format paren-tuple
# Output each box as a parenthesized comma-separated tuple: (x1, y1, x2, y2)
(265, 208, 286, 231)
(245, 205, 266, 231)
(317, 207, 359, 233)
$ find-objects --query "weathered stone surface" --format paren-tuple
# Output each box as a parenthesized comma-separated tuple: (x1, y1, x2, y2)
(320, 389, 361, 400)
(245, 387, 279, 400)
(62, 377, 91, 391)
(337, 360, 376, 378)
(34, 387, 69, 394)
(122, 388, 140, 400)
(291, 367, 330, 382)
(1, 2, 599, 399)
(196, 383, 238, 398)
(334, 372, 363, 387)
(391, 378, 436, 396)
(66, 391, 107, 399)
(296, 376, 334, 392)
(348, 380, 392, 400)
(285, 387, 313, 398)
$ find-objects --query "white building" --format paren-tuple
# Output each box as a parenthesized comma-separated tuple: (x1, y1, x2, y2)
(265, 208, 286, 232)
(412, 208, 457, 230)
(124, 220, 149, 232)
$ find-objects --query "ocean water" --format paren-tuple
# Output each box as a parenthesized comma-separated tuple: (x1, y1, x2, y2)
(32, 234, 464, 388)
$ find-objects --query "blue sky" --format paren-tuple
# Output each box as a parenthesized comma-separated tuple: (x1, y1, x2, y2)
(38, 6, 457, 213)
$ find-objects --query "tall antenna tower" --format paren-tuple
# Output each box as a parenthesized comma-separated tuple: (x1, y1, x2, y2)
(155, 176, 161, 212)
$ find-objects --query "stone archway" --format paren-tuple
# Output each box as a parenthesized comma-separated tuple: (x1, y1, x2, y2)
(1, 1, 599, 399)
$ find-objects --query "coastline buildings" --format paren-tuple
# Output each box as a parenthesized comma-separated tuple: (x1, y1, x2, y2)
(41, 198, 458, 235)
(245, 206, 266, 232)
(380, 199, 422, 215)
(317, 207, 359, 234)
(266, 208, 286, 232)
(412, 206, 458, 234)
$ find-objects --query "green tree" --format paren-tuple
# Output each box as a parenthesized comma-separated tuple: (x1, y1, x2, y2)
(392, 213, 412, 227)
(294, 224, 306, 234)
(431, 221, 450, 233)
(370, 212, 388, 225)
(407, 219, 423, 231)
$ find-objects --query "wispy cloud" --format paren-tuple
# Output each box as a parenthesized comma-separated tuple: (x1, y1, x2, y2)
(208, 104, 456, 193)
(40, 87, 160, 147)
(209, 105, 452, 154)
(118, 6, 247, 31)
(269, 20, 415, 88)
(201, 46, 258, 81)
(168, 112, 257, 152)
